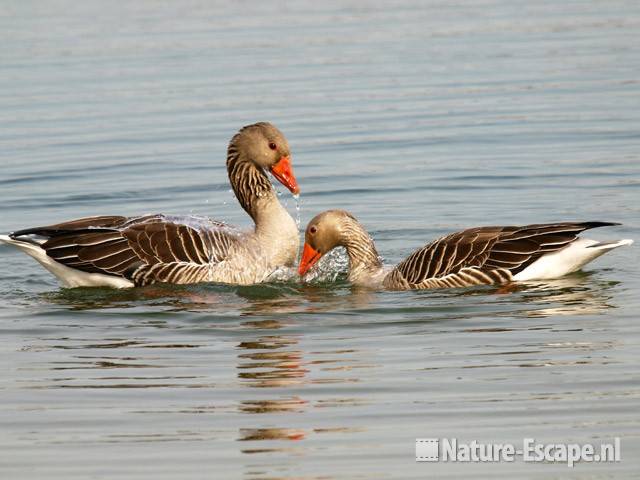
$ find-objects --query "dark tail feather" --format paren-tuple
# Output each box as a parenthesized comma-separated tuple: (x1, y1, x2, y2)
(10, 227, 117, 240)
(10, 215, 127, 239)
(579, 221, 621, 230)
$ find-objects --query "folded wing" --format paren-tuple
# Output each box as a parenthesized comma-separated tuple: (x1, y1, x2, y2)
(10, 214, 240, 286)
(385, 222, 618, 289)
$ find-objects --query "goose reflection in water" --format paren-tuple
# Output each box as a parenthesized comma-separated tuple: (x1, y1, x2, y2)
(234, 320, 310, 470)
(496, 272, 619, 317)
(236, 328, 308, 390)
(234, 316, 370, 476)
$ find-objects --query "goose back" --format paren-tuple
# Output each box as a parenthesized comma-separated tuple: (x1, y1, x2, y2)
(384, 222, 619, 290)
(11, 214, 243, 286)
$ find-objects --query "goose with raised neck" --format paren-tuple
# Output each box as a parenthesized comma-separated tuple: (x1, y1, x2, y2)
(0, 122, 301, 288)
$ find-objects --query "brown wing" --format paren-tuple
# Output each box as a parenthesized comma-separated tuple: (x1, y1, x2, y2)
(385, 222, 618, 289)
(11, 214, 240, 286)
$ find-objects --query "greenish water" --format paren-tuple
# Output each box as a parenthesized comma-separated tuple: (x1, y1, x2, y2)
(1, 1, 639, 478)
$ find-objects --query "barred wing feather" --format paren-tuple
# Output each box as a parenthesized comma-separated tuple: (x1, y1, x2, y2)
(385, 222, 618, 289)
(11, 215, 241, 286)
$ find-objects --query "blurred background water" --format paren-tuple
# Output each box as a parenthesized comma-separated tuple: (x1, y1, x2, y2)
(1, 1, 639, 478)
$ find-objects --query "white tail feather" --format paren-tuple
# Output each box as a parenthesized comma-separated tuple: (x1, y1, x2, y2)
(514, 238, 633, 281)
(0, 234, 133, 288)
(587, 238, 633, 249)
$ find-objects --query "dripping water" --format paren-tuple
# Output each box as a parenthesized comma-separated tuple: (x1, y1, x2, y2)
(274, 187, 300, 229)
(292, 193, 301, 229)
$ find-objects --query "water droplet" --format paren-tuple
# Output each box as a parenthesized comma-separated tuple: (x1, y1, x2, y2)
(294, 194, 301, 229)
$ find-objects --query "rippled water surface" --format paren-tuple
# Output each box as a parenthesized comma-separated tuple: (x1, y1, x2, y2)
(1, 1, 639, 478)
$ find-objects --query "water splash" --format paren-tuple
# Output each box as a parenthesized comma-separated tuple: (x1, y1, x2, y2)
(293, 193, 301, 229)
(266, 265, 298, 283)
(302, 247, 349, 283)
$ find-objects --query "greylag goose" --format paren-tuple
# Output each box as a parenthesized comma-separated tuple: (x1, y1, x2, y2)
(298, 210, 632, 289)
(0, 122, 301, 288)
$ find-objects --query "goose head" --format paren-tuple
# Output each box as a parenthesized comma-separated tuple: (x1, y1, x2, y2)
(299, 210, 356, 275)
(230, 122, 299, 195)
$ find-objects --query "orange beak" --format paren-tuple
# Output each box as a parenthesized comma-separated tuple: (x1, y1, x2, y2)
(270, 155, 300, 195)
(298, 243, 322, 276)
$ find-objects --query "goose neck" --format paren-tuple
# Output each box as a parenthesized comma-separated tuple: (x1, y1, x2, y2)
(227, 150, 274, 222)
(341, 219, 384, 283)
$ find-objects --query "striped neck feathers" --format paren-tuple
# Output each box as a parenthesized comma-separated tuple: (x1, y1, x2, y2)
(340, 216, 383, 277)
(227, 144, 276, 221)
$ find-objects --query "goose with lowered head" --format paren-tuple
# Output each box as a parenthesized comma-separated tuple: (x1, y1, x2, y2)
(298, 210, 632, 289)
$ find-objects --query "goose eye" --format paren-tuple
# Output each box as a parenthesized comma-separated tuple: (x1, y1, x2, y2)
(310, 226, 317, 234)
(268, 142, 277, 150)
